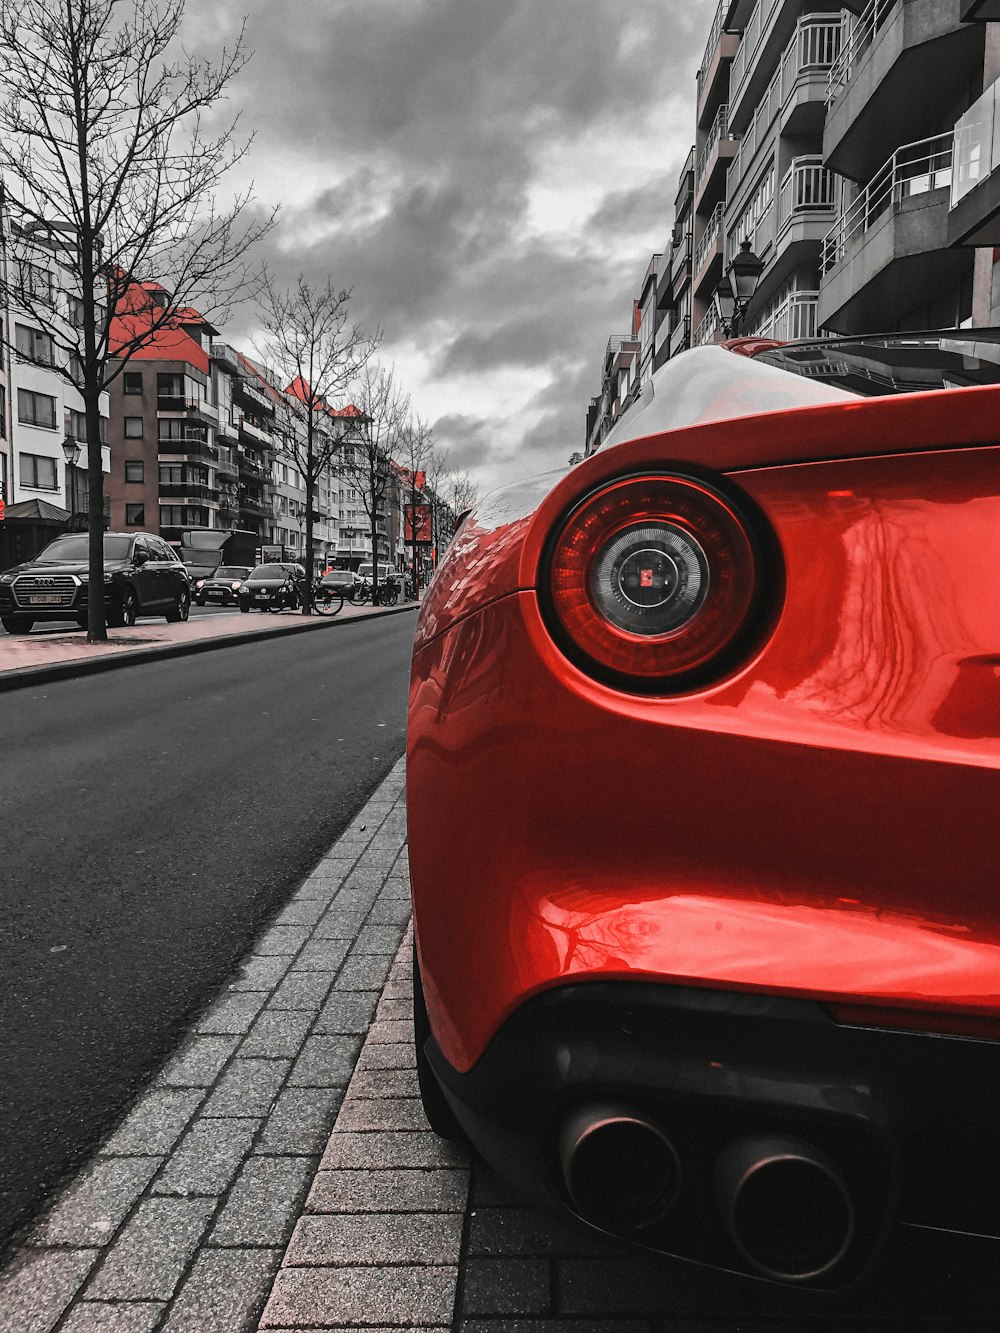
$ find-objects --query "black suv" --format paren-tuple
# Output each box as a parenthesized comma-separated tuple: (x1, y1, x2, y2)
(0, 532, 191, 633)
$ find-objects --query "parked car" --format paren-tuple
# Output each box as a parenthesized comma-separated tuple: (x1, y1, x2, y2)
(406, 331, 1000, 1291)
(0, 531, 190, 633)
(238, 563, 301, 613)
(192, 566, 252, 607)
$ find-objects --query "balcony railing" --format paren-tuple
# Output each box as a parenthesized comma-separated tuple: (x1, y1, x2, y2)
(697, 0, 728, 97)
(695, 201, 725, 274)
(159, 482, 221, 503)
(777, 156, 838, 232)
(752, 290, 819, 342)
(235, 377, 274, 414)
(729, 0, 782, 113)
(821, 132, 953, 272)
(696, 104, 734, 195)
(156, 395, 200, 413)
(669, 315, 691, 355)
(693, 306, 722, 347)
(728, 15, 844, 196)
(671, 229, 693, 283)
(827, 0, 898, 109)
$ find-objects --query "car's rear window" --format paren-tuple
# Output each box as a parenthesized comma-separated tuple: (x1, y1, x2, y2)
(754, 333, 1000, 397)
(37, 535, 133, 562)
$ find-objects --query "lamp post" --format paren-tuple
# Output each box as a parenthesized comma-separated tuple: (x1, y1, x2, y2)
(61, 435, 83, 531)
(713, 239, 765, 339)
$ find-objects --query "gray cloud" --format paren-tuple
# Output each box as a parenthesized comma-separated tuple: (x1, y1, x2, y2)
(178, 0, 716, 488)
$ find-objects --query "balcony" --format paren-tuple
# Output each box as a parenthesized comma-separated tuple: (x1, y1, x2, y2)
(234, 377, 275, 415)
(215, 450, 239, 482)
(238, 452, 269, 481)
(697, 0, 740, 126)
(777, 156, 837, 236)
(693, 202, 725, 296)
(157, 437, 217, 464)
(819, 132, 966, 332)
(695, 104, 739, 209)
(210, 341, 241, 374)
(237, 413, 273, 447)
(674, 146, 696, 219)
(693, 306, 724, 347)
(949, 79, 1000, 244)
(825, 0, 983, 183)
(160, 482, 221, 504)
(751, 289, 819, 341)
(669, 315, 691, 358)
(728, 0, 802, 135)
(727, 15, 844, 200)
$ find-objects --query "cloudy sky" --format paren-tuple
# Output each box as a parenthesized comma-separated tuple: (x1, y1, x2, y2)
(183, 0, 714, 497)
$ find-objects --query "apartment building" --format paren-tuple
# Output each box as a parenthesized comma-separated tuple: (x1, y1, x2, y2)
(587, 0, 1000, 448)
(0, 222, 110, 549)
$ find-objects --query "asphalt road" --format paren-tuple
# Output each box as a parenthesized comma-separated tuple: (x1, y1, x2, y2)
(0, 613, 414, 1254)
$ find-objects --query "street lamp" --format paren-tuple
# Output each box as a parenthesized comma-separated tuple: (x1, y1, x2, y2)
(713, 239, 765, 338)
(61, 435, 83, 531)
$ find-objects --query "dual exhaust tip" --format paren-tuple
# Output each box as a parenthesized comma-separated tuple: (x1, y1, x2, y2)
(560, 1105, 855, 1283)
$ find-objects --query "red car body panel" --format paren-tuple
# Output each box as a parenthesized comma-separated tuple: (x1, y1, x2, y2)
(407, 339, 1000, 1282)
(410, 385, 1000, 1073)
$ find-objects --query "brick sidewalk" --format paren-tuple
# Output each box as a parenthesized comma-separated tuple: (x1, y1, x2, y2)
(0, 757, 463, 1333)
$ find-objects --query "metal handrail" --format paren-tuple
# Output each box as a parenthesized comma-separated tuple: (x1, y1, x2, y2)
(777, 156, 837, 230)
(693, 306, 722, 347)
(694, 201, 725, 274)
(827, 0, 898, 108)
(729, 0, 781, 111)
(821, 132, 953, 272)
(696, 104, 733, 194)
(697, 0, 728, 96)
(750, 290, 819, 341)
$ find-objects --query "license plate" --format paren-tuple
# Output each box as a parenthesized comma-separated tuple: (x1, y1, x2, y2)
(29, 594, 66, 605)
(255, 593, 269, 600)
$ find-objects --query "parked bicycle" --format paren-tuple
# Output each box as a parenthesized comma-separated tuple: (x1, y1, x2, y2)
(312, 578, 344, 616)
(348, 575, 399, 607)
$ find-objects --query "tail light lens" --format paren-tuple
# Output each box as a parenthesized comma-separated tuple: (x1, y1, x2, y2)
(543, 473, 770, 692)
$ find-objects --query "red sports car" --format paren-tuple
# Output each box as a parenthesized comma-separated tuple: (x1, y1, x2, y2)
(406, 331, 1000, 1290)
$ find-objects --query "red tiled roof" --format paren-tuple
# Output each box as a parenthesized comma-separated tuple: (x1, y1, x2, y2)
(109, 281, 210, 373)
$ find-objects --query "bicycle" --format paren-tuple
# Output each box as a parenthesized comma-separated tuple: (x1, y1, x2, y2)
(312, 580, 344, 616)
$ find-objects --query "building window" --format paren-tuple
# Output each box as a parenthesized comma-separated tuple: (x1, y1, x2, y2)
(160, 505, 207, 526)
(17, 389, 57, 429)
(125, 460, 144, 483)
(16, 261, 53, 303)
(15, 323, 55, 366)
(124, 416, 144, 438)
(63, 410, 108, 445)
(19, 452, 58, 490)
(125, 503, 145, 525)
(123, 372, 143, 394)
(158, 420, 207, 445)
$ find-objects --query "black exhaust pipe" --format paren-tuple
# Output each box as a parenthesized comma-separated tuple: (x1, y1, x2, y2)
(559, 1104, 680, 1234)
(715, 1134, 855, 1282)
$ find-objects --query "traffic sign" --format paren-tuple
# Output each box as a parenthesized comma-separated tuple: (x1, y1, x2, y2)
(0, 497, 5, 522)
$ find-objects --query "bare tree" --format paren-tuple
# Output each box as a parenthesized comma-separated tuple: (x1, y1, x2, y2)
(336, 364, 409, 601)
(397, 416, 434, 596)
(0, 0, 274, 640)
(255, 273, 379, 611)
(423, 444, 450, 564)
(450, 471, 480, 522)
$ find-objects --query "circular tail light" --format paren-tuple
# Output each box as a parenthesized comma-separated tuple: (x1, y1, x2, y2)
(544, 473, 771, 692)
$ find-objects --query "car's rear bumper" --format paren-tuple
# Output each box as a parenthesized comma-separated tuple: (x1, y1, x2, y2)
(424, 979, 1000, 1288)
